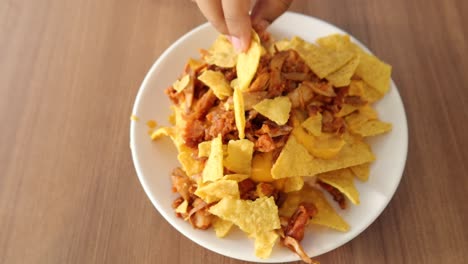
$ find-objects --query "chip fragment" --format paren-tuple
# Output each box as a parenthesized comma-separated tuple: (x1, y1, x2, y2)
(224, 139, 254, 174)
(237, 32, 262, 91)
(279, 184, 350, 232)
(172, 74, 190, 93)
(253, 96, 292, 125)
(350, 163, 370, 181)
(203, 35, 237, 68)
(195, 180, 240, 203)
(198, 70, 233, 99)
(318, 168, 360, 205)
(202, 135, 224, 182)
(209, 196, 281, 234)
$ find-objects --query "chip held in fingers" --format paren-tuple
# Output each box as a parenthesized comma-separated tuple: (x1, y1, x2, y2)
(152, 30, 394, 262)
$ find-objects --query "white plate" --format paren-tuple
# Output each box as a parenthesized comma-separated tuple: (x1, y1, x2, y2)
(130, 12, 408, 263)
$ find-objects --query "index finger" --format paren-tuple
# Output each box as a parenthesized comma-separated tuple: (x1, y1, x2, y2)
(221, 0, 252, 51)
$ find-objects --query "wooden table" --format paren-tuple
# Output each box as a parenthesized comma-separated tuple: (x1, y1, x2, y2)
(1, 0, 467, 263)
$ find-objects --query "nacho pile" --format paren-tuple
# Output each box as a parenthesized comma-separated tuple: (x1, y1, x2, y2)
(153, 31, 392, 263)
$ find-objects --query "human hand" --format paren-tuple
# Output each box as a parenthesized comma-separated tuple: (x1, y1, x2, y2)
(195, 0, 293, 51)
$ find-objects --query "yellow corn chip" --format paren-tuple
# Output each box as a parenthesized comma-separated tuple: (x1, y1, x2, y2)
(195, 180, 240, 203)
(349, 119, 392, 137)
(273, 132, 375, 178)
(318, 168, 360, 204)
(350, 163, 370, 181)
(254, 231, 279, 259)
(173, 74, 190, 93)
(359, 104, 379, 120)
(212, 217, 234, 238)
(253, 96, 292, 125)
(291, 36, 354, 78)
(273, 39, 291, 52)
(223, 174, 249, 182)
(202, 135, 224, 182)
(186, 58, 205, 72)
(224, 139, 254, 174)
(177, 146, 203, 176)
(209, 197, 280, 234)
(175, 200, 188, 214)
(361, 81, 384, 103)
(251, 152, 275, 182)
(237, 32, 261, 91)
(336, 104, 358, 117)
(279, 184, 349, 232)
(345, 112, 369, 128)
(198, 70, 233, 99)
(292, 119, 345, 159)
(355, 53, 392, 95)
(317, 34, 391, 95)
(317, 34, 352, 51)
(326, 54, 360, 87)
(150, 127, 174, 140)
(204, 35, 237, 68)
(283, 177, 305, 193)
(271, 135, 316, 179)
(301, 113, 322, 137)
(198, 141, 211, 157)
(233, 87, 246, 139)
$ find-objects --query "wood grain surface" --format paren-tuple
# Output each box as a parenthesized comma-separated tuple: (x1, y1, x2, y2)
(1, 0, 467, 263)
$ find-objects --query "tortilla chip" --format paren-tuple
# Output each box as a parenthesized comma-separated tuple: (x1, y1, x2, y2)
(175, 200, 188, 214)
(361, 81, 384, 103)
(223, 174, 249, 182)
(195, 180, 240, 203)
(233, 87, 246, 139)
(349, 119, 392, 137)
(212, 217, 234, 238)
(237, 32, 262, 91)
(150, 127, 174, 140)
(253, 96, 292, 125)
(254, 231, 279, 259)
(209, 197, 280, 234)
(204, 35, 237, 68)
(279, 184, 349, 231)
(317, 34, 391, 94)
(291, 36, 354, 78)
(251, 152, 275, 182)
(359, 104, 379, 120)
(198, 141, 211, 157)
(224, 139, 254, 174)
(336, 104, 358, 117)
(318, 168, 360, 204)
(350, 163, 370, 182)
(273, 39, 291, 52)
(292, 120, 345, 159)
(202, 135, 224, 182)
(198, 70, 233, 99)
(273, 131, 375, 178)
(301, 112, 322, 137)
(317, 34, 352, 51)
(173, 74, 190, 93)
(178, 146, 203, 176)
(356, 53, 392, 95)
(271, 135, 316, 179)
(283, 177, 305, 193)
(326, 54, 360, 87)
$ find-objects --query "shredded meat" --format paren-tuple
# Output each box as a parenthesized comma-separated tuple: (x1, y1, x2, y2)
(188, 198, 213, 229)
(288, 82, 315, 109)
(191, 89, 217, 119)
(171, 168, 194, 201)
(205, 106, 237, 141)
(244, 91, 269, 110)
(255, 134, 276, 152)
(318, 181, 347, 209)
(284, 203, 318, 241)
(183, 119, 206, 148)
(268, 51, 289, 96)
(282, 236, 320, 264)
(256, 182, 276, 197)
(248, 72, 270, 92)
(321, 110, 346, 134)
(238, 178, 258, 200)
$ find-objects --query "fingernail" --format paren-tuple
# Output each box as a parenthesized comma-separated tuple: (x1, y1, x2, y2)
(230, 36, 243, 52)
